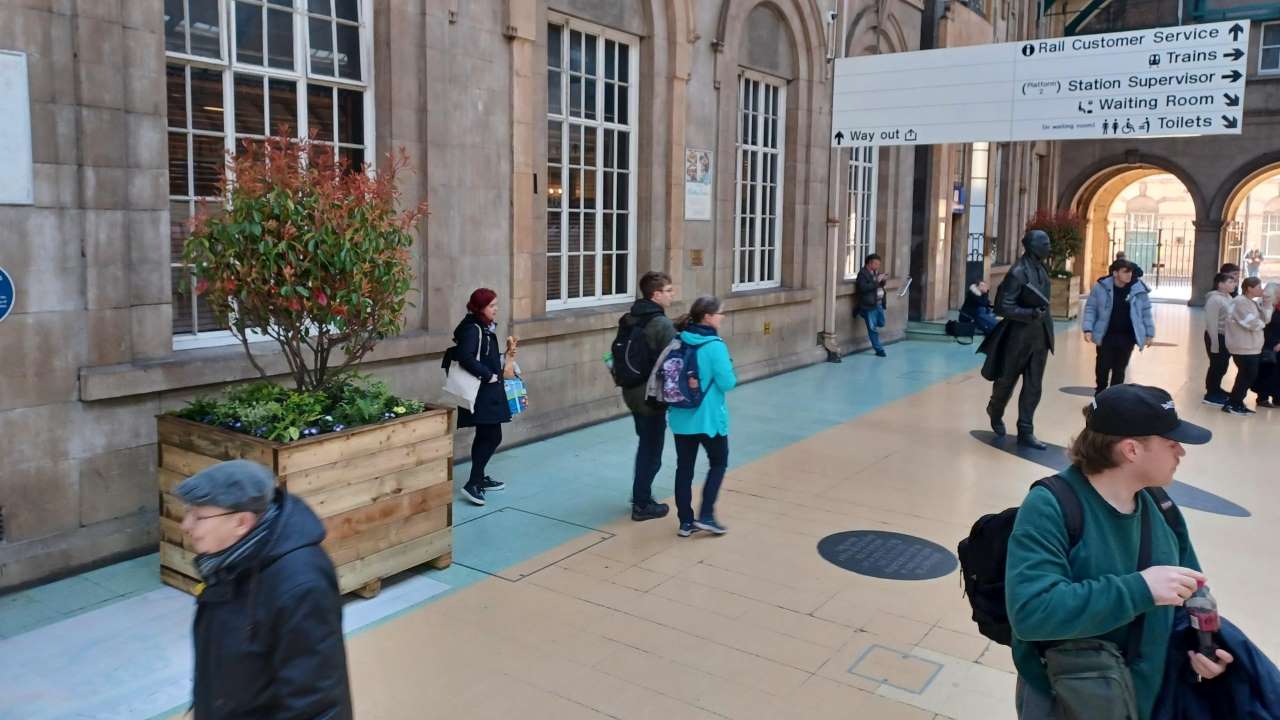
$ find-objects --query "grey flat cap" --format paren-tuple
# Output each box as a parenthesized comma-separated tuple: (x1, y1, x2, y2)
(174, 460, 277, 514)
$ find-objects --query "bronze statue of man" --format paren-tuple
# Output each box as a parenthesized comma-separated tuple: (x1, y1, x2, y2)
(978, 229, 1054, 450)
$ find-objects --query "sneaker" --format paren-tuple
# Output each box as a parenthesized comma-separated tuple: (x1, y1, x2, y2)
(480, 476, 506, 491)
(460, 484, 487, 506)
(1257, 399, 1277, 409)
(694, 518, 728, 535)
(1203, 394, 1229, 406)
(874, 350, 887, 358)
(632, 501, 670, 522)
(677, 522, 699, 537)
(1223, 404, 1253, 416)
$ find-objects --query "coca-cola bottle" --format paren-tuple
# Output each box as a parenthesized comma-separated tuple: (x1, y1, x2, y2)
(1185, 581, 1220, 659)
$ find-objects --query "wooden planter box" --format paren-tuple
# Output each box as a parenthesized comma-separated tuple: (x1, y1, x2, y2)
(1050, 275, 1082, 320)
(157, 408, 454, 598)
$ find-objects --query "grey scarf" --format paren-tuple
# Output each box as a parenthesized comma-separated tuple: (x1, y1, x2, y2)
(194, 501, 282, 586)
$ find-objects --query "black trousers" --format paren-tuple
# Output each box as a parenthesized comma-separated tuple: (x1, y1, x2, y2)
(1204, 332, 1231, 396)
(673, 434, 729, 525)
(631, 411, 667, 506)
(988, 328, 1050, 436)
(1094, 341, 1135, 394)
(468, 423, 503, 487)
(1254, 359, 1280, 403)
(1229, 355, 1262, 408)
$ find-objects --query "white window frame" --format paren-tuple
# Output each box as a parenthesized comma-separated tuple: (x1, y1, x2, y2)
(967, 142, 991, 259)
(733, 70, 786, 291)
(844, 146, 878, 279)
(1263, 211, 1280, 258)
(166, 0, 376, 351)
(1259, 21, 1280, 75)
(544, 15, 639, 311)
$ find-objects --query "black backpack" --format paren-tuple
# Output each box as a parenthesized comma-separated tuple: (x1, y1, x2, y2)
(609, 313, 658, 388)
(958, 475, 1180, 648)
(945, 319, 976, 345)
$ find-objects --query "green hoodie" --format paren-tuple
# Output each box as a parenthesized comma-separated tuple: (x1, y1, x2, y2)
(1006, 465, 1199, 720)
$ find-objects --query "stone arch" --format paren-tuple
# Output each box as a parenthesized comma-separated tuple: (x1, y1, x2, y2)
(845, 5, 907, 55)
(1210, 153, 1280, 225)
(1062, 154, 1207, 292)
(709, 0, 831, 293)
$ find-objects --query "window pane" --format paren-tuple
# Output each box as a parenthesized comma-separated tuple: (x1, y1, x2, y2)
(569, 124, 582, 166)
(616, 173, 628, 213)
(309, 18, 335, 75)
(569, 74, 582, 117)
(568, 168, 581, 210)
(234, 74, 266, 136)
(308, 84, 334, 141)
(603, 129, 614, 170)
(192, 134, 225, 196)
(603, 172, 613, 211)
(168, 133, 189, 196)
(1264, 24, 1280, 46)
(335, 0, 358, 21)
(164, 0, 186, 53)
(337, 88, 363, 144)
(269, 0, 293, 6)
(614, 253, 628, 295)
(547, 121, 562, 164)
(548, 25, 562, 68)
(235, 2, 265, 65)
(1264, 47, 1280, 71)
(604, 82, 615, 123)
(618, 45, 629, 83)
(339, 146, 363, 170)
(336, 23, 361, 80)
(616, 214, 628, 251)
(189, 0, 222, 58)
(603, 252, 613, 295)
(267, 8, 294, 69)
(547, 69, 562, 115)
(309, 0, 332, 14)
(569, 31, 582, 72)
(172, 266, 194, 335)
(603, 212, 614, 250)
(605, 41, 616, 81)
(568, 255, 581, 299)
(615, 132, 629, 171)
(189, 68, 224, 131)
(268, 78, 297, 134)
(167, 64, 188, 129)
(585, 35, 597, 77)
(584, 73, 596, 120)
(584, 127, 597, 167)
(582, 209, 596, 253)
(583, 169, 596, 210)
(617, 85, 628, 126)
(546, 164, 561, 210)
(546, 256, 561, 301)
(547, 205, 561, 253)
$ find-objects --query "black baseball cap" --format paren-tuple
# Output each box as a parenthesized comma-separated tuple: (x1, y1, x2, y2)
(1088, 385, 1212, 445)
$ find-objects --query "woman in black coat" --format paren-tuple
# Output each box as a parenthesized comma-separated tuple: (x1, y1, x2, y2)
(450, 288, 515, 505)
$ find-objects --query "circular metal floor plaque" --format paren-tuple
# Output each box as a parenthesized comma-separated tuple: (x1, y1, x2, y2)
(817, 530, 958, 581)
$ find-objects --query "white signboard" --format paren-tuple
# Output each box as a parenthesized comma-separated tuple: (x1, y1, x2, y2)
(0, 51, 33, 205)
(684, 148, 713, 221)
(832, 21, 1250, 147)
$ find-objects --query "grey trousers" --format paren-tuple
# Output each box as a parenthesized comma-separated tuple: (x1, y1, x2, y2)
(1015, 678, 1055, 719)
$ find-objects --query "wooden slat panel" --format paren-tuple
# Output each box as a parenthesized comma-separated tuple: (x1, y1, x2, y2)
(160, 492, 186, 522)
(159, 516, 194, 551)
(159, 444, 221, 478)
(282, 435, 451, 497)
(304, 460, 448, 519)
(161, 567, 202, 596)
(276, 411, 449, 476)
(321, 484, 449, 544)
(323, 507, 449, 566)
(335, 528, 451, 595)
(158, 415, 274, 467)
(158, 467, 188, 494)
(160, 541, 198, 576)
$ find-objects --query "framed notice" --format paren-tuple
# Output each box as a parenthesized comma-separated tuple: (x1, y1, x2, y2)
(683, 148, 712, 221)
(0, 51, 33, 205)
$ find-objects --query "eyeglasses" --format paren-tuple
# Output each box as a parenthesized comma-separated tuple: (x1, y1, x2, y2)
(184, 510, 239, 523)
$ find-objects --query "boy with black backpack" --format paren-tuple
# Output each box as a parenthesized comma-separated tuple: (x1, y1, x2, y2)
(959, 384, 1232, 719)
(612, 271, 677, 521)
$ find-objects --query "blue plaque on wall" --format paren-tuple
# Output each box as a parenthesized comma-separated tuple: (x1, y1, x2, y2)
(0, 266, 14, 323)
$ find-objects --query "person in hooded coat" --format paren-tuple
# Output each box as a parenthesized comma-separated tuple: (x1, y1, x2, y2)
(176, 460, 352, 720)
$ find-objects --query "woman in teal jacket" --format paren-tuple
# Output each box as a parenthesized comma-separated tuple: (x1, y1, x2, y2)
(668, 296, 737, 537)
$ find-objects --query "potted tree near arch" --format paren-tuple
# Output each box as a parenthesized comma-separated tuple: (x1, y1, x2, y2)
(157, 136, 451, 598)
(1026, 209, 1086, 320)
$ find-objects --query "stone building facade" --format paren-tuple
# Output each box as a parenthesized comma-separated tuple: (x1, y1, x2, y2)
(1054, 0, 1280, 302)
(0, 0, 1047, 590)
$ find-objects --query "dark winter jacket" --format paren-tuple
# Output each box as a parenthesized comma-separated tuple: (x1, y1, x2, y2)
(191, 492, 351, 720)
(854, 266, 886, 312)
(1151, 610, 1280, 720)
(621, 299, 677, 416)
(449, 314, 512, 428)
(979, 254, 1055, 381)
(960, 286, 993, 320)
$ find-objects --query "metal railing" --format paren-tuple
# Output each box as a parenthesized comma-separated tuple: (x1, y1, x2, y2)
(1108, 220, 1196, 292)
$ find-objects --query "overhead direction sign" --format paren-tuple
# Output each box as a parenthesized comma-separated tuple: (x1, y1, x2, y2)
(832, 20, 1250, 147)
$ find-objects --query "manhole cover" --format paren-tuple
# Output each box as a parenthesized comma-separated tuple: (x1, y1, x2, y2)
(817, 531, 957, 581)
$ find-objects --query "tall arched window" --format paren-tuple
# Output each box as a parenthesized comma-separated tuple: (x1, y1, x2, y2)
(1262, 196, 1280, 258)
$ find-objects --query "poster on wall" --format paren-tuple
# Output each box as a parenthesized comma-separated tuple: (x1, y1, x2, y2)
(0, 51, 34, 205)
(684, 148, 713, 221)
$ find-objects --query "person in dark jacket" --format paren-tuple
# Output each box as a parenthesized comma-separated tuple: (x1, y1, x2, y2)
(854, 254, 888, 357)
(622, 271, 678, 521)
(450, 288, 516, 506)
(979, 229, 1055, 450)
(961, 281, 998, 334)
(1251, 285, 1280, 408)
(176, 460, 351, 720)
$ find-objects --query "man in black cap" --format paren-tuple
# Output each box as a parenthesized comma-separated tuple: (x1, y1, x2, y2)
(979, 229, 1055, 449)
(1006, 385, 1231, 719)
(176, 460, 352, 720)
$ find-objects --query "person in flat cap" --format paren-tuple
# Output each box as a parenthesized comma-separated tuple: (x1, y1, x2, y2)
(176, 460, 352, 720)
(1005, 385, 1231, 719)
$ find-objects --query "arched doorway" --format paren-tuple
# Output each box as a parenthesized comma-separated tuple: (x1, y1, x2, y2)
(1070, 166, 1199, 301)
(1222, 164, 1280, 283)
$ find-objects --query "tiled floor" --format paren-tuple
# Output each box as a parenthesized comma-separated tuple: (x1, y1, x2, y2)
(3, 303, 1277, 720)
